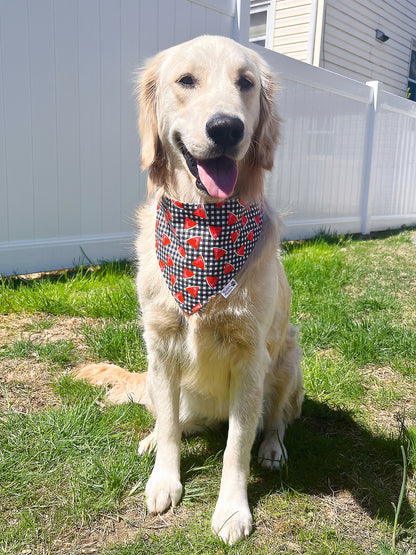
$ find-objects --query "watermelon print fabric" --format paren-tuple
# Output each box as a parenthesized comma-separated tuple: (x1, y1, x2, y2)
(155, 195, 263, 315)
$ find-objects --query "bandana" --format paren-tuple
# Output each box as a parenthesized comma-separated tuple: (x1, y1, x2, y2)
(155, 196, 263, 315)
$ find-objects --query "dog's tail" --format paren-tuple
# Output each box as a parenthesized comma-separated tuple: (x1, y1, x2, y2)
(76, 363, 150, 406)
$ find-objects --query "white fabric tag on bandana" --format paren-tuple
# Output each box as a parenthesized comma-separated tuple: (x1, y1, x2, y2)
(220, 279, 238, 298)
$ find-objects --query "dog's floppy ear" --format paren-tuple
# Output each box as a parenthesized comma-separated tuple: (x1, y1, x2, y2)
(137, 52, 165, 170)
(251, 57, 280, 171)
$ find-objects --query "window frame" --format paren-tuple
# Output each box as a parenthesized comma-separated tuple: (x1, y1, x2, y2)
(249, 0, 275, 49)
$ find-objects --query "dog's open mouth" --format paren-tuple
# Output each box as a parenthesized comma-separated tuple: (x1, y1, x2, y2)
(179, 142, 238, 199)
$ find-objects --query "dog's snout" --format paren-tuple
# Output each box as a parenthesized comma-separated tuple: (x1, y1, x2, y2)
(206, 115, 244, 148)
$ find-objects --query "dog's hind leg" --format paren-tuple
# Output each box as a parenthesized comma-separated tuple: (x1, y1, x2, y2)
(138, 422, 158, 455)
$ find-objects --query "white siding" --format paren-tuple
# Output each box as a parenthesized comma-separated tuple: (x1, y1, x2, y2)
(322, 0, 416, 97)
(273, 0, 313, 63)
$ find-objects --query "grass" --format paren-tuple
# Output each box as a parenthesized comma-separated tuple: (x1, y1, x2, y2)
(0, 227, 415, 554)
(0, 339, 77, 367)
(83, 322, 148, 371)
(0, 262, 137, 320)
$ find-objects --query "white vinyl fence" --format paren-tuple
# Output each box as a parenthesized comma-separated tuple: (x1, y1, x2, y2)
(367, 87, 416, 233)
(0, 0, 415, 276)
(0, 0, 238, 276)
(259, 47, 416, 239)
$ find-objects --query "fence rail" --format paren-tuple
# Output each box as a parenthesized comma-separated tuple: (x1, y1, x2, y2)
(1, 0, 415, 276)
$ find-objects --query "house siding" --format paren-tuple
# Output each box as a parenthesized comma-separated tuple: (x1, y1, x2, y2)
(272, 0, 313, 63)
(321, 0, 416, 96)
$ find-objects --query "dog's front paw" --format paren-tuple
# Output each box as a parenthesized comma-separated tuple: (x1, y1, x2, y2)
(145, 470, 183, 514)
(258, 434, 287, 470)
(211, 500, 252, 545)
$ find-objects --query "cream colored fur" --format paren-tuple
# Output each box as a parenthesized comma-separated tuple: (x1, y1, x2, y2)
(76, 36, 303, 546)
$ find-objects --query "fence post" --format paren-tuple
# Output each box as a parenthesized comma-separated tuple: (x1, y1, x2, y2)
(234, 0, 250, 43)
(361, 81, 380, 235)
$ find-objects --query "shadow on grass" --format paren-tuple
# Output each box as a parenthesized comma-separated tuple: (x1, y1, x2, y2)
(179, 396, 414, 529)
(258, 398, 413, 526)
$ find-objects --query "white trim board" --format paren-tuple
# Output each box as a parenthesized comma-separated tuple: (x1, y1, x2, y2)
(0, 232, 135, 277)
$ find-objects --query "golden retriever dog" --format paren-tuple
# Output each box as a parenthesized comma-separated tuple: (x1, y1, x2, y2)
(77, 35, 303, 545)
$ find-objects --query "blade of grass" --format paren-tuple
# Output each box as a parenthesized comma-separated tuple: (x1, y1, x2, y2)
(392, 445, 408, 549)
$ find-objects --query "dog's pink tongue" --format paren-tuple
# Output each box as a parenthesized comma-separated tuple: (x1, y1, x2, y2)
(197, 157, 238, 199)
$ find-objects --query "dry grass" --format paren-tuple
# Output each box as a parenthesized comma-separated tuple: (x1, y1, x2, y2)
(0, 358, 61, 414)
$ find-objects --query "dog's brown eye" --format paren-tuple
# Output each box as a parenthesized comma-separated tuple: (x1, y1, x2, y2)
(237, 76, 254, 91)
(177, 74, 196, 88)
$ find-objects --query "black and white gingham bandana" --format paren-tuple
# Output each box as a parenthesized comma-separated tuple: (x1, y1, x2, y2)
(155, 195, 263, 315)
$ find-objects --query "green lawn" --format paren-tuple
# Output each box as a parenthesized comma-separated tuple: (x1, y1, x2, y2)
(0, 229, 415, 554)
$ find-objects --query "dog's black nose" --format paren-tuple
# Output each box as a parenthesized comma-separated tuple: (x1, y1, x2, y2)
(206, 115, 244, 148)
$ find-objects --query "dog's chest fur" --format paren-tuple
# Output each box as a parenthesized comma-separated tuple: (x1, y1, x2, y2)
(142, 283, 262, 402)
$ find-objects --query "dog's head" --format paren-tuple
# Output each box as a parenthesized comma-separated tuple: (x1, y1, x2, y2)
(137, 36, 279, 202)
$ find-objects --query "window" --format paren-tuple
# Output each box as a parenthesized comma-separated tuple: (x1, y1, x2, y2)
(407, 40, 416, 101)
(249, 1, 274, 48)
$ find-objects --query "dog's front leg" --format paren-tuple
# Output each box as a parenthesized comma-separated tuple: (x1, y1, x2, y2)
(211, 360, 264, 545)
(144, 356, 182, 514)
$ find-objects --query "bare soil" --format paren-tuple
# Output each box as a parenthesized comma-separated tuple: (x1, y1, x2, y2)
(0, 314, 95, 413)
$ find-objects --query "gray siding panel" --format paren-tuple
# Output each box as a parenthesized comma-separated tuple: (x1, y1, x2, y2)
(323, 0, 416, 96)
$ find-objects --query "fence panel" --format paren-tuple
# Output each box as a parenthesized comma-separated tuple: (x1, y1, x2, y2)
(260, 46, 373, 239)
(0, 0, 237, 276)
(368, 90, 416, 232)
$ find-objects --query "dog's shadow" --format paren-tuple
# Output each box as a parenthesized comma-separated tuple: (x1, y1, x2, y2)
(181, 396, 414, 528)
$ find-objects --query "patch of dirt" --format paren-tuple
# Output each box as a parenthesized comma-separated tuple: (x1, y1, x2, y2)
(50, 497, 190, 554)
(0, 313, 96, 349)
(0, 358, 61, 413)
(0, 314, 35, 346)
(0, 313, 98, 414)
(360, 365, 416, 433)
(255, 490, 385, 553)
(315, 490, 385, 550)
